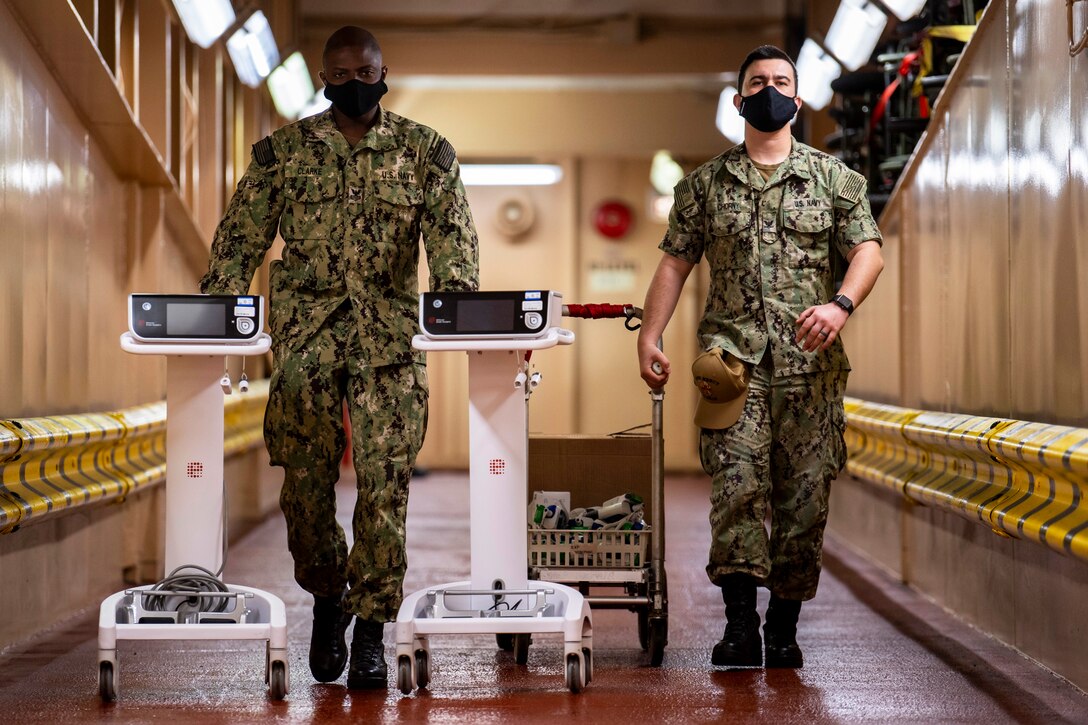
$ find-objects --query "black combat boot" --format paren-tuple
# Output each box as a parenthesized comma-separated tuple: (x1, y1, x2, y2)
(309, 592, 353, 682)
(711, 573, 762, 667)
(764, 595, 804, 668)
(347, 619, 387, 689)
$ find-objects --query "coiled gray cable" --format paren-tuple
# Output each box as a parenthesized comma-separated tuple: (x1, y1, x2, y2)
(142, 564, 231, 613)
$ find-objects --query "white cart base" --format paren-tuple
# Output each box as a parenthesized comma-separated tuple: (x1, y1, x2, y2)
(405, 296, 589, 694)
(394, 580, 593, 694)
(97, 584, 289, 701)
(109, 328, 286, 702)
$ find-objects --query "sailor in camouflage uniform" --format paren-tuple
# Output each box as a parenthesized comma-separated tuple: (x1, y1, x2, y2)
(638, 46, 884, 669)
(200, 26, 478, 689)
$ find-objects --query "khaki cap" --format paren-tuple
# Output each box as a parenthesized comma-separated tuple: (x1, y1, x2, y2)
(692, 348, 750, 429)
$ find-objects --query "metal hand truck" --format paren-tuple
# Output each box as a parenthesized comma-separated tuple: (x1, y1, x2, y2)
(510, 303, 668, 666)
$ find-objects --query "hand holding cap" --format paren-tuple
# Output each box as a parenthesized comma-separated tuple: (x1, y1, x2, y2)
(692, 348, 750, 429)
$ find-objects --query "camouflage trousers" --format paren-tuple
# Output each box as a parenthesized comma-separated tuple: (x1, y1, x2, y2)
(265, 305, 428, 622)
(700, 363, 847, 600)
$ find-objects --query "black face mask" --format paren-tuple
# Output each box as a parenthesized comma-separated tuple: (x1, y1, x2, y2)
(738, 86, 798, 133)
(324, 79, 388, 118)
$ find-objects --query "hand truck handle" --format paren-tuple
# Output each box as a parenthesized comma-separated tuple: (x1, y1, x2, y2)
(563, 303, 643, 330)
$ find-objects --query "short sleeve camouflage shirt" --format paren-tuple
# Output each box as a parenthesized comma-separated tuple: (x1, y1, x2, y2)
(201, 107, 480, 366)
(661, 139, 882, 376)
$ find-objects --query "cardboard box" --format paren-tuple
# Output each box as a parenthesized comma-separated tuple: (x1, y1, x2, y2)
(528, 434, 653, 525)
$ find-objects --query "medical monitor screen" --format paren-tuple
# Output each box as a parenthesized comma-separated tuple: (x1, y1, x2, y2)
(167, 302, 226, 336)
(457, 299, 515, 333)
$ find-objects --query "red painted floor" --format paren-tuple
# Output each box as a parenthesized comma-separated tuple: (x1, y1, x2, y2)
(1, 471, 1085, 723)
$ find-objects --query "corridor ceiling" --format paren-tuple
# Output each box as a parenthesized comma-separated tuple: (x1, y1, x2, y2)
(295, 0, 797, 81)
(299, 0, 791, 33)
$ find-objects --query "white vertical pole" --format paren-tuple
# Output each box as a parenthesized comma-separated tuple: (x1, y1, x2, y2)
(164, 355, 225, 574)
(467, 349, 528, 610)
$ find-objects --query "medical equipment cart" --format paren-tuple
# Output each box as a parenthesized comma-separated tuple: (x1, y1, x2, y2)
(98, 294, 289, 702)
(524, 303, 668, 666)
(394, 290, 593, 695)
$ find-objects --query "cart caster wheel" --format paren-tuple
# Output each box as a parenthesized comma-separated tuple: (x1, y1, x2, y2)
(565, 653, 584, 694)
(582, 647, 593, 684)
(415, 649, 430, 689)
(513, 633, 531, 665)
(496, 633, 514, 652)
(268, 661, 287, 700)
(397, 655, 414, 695)
(637, 608, 649, 651)
(98, 661, 116, 702)
(648, 616, 668, 667)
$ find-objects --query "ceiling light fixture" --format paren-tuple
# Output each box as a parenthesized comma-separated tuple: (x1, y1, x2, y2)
(796, 39, 842, 111)
(650, 151, 684, 196)
(460, 164, 564, 186)
(171, 0, 235, 49)
(226, 11, 279, 88)
(878, 0, 929, 21)
(267, 52, 316, 120)
(824, 0, 888, 71)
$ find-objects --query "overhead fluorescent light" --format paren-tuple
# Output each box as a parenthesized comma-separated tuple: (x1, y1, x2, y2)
(796, 39, 842, 111)
(171, 0, 235, 49)
(461, 164, 563, 186)
(824, 0, 888, 71)
(716, 86, 746, 144)
(879, 0, 928, 21)
(226, 11, 279, 88)
(268, 52, 316, 120)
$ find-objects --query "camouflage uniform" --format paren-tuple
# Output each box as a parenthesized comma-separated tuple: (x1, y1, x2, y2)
(662, 139, 881, 600)
(201, 106, 479, 621)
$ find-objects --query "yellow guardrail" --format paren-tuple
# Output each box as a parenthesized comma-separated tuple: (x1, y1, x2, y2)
(0, 381, 269, 534)
(5, 388, 1084, 562)
(844, 397, 1088, 561)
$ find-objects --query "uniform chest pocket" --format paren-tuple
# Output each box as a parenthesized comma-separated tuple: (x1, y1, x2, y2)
(284, 173, 340, 204)
(775, 206, 833, 288)
(371, 181, 423, 228)
(710, 208, 754, 237)
(281, 173, 341, 240)
(783, 207, 833, 235)
(708, 208, 754, 270)
(373, 181, 423, 206)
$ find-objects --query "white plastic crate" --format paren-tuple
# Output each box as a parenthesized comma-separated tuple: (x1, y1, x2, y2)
(528, 529, 650, 569)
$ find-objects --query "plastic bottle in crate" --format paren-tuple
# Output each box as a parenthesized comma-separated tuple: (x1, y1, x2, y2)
(588, 493, 644, 524)
(530, 503, 569, 529)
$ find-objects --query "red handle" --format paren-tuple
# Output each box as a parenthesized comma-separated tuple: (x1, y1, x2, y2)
(563, 303, 634, 319)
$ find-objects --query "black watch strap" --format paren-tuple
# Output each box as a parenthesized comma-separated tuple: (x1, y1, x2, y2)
(831, 293, 854, 315)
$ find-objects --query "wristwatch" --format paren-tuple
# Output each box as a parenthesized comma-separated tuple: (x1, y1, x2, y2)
(831, 293, 854, 315)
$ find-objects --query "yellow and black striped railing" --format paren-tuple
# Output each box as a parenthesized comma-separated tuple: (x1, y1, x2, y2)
(0, 381, 269, 534)
(4, 389, 1085, 561)
(844, 397, 1088, 561)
